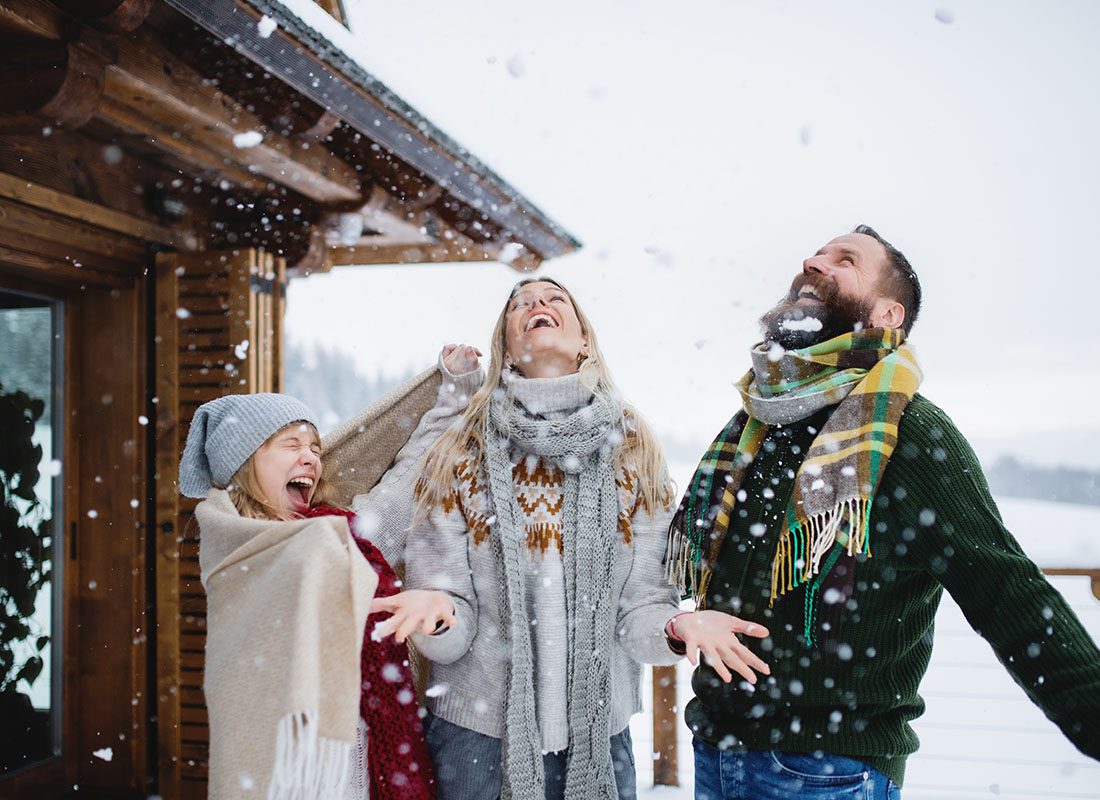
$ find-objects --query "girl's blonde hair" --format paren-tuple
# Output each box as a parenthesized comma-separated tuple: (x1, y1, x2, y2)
(418, 277, 673, 516)
(228, 422, 336, 520)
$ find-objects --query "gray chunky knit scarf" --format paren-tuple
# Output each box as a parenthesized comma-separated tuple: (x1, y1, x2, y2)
(485, 385, 623, 800)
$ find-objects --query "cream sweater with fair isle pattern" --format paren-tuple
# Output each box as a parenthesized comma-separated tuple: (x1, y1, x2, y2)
(407, 373, 681, 753)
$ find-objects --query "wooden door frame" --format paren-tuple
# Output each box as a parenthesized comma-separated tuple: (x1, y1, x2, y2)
(0, 257, 151, 799)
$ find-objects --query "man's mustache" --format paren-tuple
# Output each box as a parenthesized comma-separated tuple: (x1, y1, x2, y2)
(785, 273, 838, 304)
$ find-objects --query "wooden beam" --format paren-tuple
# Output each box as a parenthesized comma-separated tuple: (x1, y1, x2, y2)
(166, 30, 342, 144)
(0, 242, 129, 287)
(0, 0, 63, 40)
(0, 171, 181, 246)
(1043, 568, 1100, 602)
(326, 242, 495, 267)
(53, 0, 157, 32)
(99, 32, 362, 204)
(0, 197, 146, 265)
(0, 9, 362, 205)
(325, 239, 543, 272)
(0, 36, 109, 128)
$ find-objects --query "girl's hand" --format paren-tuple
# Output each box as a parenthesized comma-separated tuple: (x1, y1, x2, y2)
(441, 343, 482, 375)
(370, 590, 457, 644)
(668, 609, 771, 685)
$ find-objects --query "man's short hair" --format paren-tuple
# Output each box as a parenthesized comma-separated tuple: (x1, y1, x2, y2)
(853, 224, 922, 335)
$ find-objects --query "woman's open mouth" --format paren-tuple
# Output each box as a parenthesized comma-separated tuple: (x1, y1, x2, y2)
(524, 312, 558, 331)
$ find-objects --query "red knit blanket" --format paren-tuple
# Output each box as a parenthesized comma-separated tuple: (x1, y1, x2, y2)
(303, 505, 435, 799)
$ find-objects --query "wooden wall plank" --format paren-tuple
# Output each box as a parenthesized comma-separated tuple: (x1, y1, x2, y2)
(74, 279, 148, 792)
(0, 171, 178, 246)
(0, 197, 146, 263)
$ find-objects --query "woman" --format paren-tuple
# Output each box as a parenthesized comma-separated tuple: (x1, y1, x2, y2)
(398, 279, 771, 800)
(181, 345, 482, 799)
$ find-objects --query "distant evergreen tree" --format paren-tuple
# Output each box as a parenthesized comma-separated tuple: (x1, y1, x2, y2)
(985, 455, 1100, 507)
(284, 342, 417, 434)
(284, 343, 1100, 505)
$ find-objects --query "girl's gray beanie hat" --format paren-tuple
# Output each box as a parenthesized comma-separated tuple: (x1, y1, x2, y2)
(178, 393, 319, 499)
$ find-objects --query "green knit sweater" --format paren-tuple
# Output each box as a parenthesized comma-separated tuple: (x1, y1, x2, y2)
(684, 394, 1100, 786)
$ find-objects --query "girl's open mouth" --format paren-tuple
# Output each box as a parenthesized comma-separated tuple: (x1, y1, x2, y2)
(286, 476, 314, 508)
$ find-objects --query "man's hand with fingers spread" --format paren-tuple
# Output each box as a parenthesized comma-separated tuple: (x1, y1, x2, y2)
(667, 609, 771, 684)
(370, 590, 457, 644)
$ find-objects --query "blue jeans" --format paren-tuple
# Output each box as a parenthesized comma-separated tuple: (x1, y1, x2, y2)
(424, 711, 637, 800)
(693, 738, 901, 800)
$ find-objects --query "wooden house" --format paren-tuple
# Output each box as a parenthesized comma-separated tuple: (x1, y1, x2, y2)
(0, 0, 578, 796)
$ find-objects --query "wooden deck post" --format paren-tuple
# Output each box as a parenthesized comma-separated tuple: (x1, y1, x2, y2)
(652, 664, 679, 786)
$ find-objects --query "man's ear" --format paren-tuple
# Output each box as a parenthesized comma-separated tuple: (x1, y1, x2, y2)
(872, 299, 906, 331)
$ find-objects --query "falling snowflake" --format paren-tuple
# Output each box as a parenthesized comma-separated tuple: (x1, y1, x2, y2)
(233, 131, 264, 149)
(257, 14, 278, 38)
(506, 54, 526, 78)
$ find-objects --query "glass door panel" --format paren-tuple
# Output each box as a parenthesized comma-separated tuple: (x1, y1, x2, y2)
(0, 289, 63, 775)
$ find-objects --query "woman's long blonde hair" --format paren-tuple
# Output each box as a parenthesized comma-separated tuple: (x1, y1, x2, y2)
(227, 422, 335, 520)
(418, 277, 673, 516)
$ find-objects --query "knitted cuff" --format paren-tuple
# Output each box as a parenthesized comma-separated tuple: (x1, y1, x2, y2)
(438, 355, 484, 408)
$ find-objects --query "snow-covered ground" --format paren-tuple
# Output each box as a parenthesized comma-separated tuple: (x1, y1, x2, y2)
(629, 495, 1100, 798)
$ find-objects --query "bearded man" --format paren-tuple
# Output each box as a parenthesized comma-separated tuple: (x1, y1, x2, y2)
(666, 226, 1100, 799)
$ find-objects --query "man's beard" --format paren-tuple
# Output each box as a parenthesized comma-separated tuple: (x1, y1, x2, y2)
(759, 273, 874, 350)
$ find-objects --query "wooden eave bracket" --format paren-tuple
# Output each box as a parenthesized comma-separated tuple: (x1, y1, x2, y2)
(312, 185, 541, 273)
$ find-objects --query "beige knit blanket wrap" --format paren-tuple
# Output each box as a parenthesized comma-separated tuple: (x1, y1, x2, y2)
(198, 490, 377, 799)
(198, 366, 443, 798)
(322, 365, 442, 507)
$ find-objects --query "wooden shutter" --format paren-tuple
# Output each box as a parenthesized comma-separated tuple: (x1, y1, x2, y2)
(153, 248, 285, 799)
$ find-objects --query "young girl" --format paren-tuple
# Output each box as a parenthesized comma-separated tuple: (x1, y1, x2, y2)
(180, 346, 481, 799)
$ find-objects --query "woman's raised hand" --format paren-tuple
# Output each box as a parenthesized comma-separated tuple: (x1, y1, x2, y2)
(670, 610, 771, 685)
(370, 590, 457, 644)
(441, 343, 482, 375)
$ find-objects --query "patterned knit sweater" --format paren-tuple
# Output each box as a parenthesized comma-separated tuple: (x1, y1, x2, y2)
(686, 394, 1100, 786)
(407, 373, 681, 752)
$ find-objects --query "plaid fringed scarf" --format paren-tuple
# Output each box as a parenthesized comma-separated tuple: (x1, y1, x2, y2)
(667, 329, 922, 629)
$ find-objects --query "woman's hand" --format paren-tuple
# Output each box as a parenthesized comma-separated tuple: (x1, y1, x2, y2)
(668, 610, 771, 685)
(370, 590, 457, 644)
(441, 343, 482, 375)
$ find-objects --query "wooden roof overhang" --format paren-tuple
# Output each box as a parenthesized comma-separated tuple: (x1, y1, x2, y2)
(0, 0, 580, 278)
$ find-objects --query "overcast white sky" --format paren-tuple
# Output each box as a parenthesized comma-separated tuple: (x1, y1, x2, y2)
(285, 0, 1100, 469)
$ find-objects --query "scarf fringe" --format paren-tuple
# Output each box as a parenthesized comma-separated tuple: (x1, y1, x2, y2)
(769, 497, 870, 606)
(664, 513, 711, 607)
(267, 711, 353, 800)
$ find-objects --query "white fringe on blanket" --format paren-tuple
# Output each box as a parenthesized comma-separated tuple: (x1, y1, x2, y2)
(268, 711, 353, 800)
